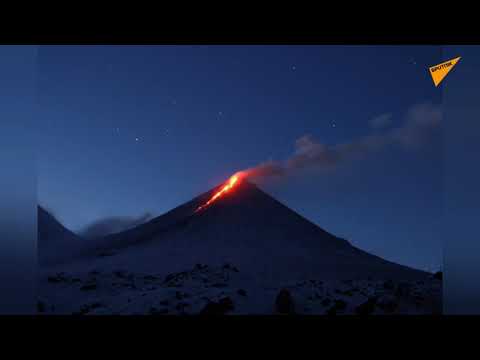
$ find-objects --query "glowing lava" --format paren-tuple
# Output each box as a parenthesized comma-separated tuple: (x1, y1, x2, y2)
(195, 173, 244, 212)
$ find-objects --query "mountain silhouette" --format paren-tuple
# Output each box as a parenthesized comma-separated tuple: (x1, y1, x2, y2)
(38, 206, 81, 265)
(55, 179, 429, 282)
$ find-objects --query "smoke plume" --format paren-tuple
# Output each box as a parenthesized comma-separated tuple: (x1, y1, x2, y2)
(79, 212, 153, 239)
(244, 103, 442, 181)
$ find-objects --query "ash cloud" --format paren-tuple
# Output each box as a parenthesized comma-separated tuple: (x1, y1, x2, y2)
(79, 212, 153, 239)
(245, 103, 442, 181)
(369, 112, 393, 129)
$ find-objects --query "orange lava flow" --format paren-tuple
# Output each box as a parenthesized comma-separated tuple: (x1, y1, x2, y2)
(195, 174, 241, 212)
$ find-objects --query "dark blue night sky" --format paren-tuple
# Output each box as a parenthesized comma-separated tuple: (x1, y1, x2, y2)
(37, 45, 443, 271)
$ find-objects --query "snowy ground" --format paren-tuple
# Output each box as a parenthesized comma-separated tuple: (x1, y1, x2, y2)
(38, 263, 442, 315)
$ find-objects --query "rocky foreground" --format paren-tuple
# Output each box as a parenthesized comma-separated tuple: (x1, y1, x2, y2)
(38, 263, 442, 315)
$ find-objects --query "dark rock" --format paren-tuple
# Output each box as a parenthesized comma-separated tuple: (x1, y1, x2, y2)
(165, 273, 176, 282)
(98, 251, 115, 257)
(89, 302, 103, 310)
(176, 302, 190, 312)
(335, 290, 353, 296)
(74, 302, 103, 315)
(144, 275, 158, 281)
(355, 297, 377, 315)
(150, 307, 169, 315)
(159, 300, 169, 306)
(433, 271, 443, 281)
(222, 262, 239, 272)
(334, 299, 347, 312)
(164, 271, 188, 287)
(47, 276, 62, 283)
(211, 283, 227, 288)
(275, 289, 295, 314)
(194, 263, 208, 270)
(321, 298, 331, 307)
(218, 297, 234, 308)
(413, 294, 425, 305)
(377, 295, 398, 313)
(326, 307, 337, 316)
(395, 282, 412, 297)
(80, 283, 97, 291)
(114, 270, 127, 278)
(237, 289, 247, 297)
(383, 280, 395, 290)
(37, 301, 46, 313)
(47, 273, 67, 283)
(200, 297, 234, 315)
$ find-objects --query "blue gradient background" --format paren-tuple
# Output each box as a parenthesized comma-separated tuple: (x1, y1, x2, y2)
(443, 46, 480, 314)
(37, 45, 442, 272)
(0, 46, 37, 314)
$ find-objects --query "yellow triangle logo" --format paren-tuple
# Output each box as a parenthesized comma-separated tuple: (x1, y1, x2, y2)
(429, 57, 461, 87)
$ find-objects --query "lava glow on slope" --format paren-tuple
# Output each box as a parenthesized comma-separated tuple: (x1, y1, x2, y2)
(195, 172, 245, 212)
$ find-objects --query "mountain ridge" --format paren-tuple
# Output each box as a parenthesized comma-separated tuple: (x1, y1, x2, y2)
(39, 179, 431, 282)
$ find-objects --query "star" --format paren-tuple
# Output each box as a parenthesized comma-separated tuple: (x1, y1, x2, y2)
(218, 111, 223, 116)
(292, 65, 296, 71)
(332, 123, 336, 128)
(135, 137, 140, 142)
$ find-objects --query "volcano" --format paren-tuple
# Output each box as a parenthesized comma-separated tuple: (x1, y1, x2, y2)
(55, 177, 429, 283)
